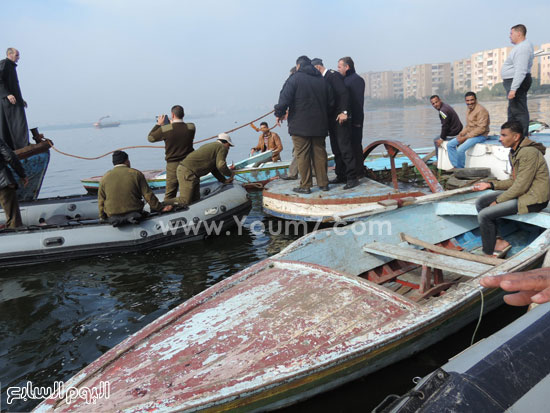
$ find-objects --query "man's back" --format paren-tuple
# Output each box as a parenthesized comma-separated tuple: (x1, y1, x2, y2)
(0, 58, 23, 103)
(148, 122, 195, 162)
(182, 141, 231, 178)
(98, 165, 160, 218)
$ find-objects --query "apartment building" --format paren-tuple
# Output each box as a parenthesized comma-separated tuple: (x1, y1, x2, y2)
(363, 71, 404, 99)
(403, 63, 451, 100)
(537, 43, 550, 85)
(453, 58, 471, 92)
(470, 46, 512, 92)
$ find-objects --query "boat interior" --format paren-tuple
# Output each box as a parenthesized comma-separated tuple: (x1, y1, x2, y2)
(277, 192, 550, 305)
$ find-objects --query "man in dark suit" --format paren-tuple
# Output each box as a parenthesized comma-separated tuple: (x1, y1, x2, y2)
(312, 58, 358, 189)
(338, 56, 365, 178)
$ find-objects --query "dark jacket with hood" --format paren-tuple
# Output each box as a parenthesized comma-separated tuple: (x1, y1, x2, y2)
(274, 64, 334, 137)
(343, 68, 365, 127)
(489, 137, 550, 214)
(0, 138, 26, 190)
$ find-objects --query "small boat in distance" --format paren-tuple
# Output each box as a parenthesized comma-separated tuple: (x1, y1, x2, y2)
(93, 115, 120, 129)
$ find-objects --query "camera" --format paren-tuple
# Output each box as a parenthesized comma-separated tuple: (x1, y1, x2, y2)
(156, 115, 170, 125)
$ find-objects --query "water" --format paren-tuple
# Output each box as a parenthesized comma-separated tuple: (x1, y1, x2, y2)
(1, 97, 549, 412)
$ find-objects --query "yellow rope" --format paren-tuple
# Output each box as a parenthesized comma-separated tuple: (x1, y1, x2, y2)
(47, 109, 276, 160)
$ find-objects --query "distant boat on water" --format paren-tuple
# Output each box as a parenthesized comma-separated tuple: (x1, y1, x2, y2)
(93, 115, 120, 129)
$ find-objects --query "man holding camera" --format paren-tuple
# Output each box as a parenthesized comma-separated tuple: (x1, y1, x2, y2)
(148, 105, 195, 198)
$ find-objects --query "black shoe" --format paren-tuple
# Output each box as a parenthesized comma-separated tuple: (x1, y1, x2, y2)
(329, 177, 345, 184)
(280, 174, 298, 180)
(293, 187, 311, 194)
(319, 185, 330, 191)
(343, 179, 360, 190)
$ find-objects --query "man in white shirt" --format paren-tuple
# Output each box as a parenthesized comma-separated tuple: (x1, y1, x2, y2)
(501, 24, 534, 138)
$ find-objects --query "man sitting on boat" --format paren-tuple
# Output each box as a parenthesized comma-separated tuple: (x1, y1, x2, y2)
(164, 134, 235, 206)
(446, 92, 489, 169)
(0, 139, 28, 228)
(473, 120, 549, 256)
(98, 151, 172, 226)
(148, 105, 195, 199)
(250, 122, 283, 162)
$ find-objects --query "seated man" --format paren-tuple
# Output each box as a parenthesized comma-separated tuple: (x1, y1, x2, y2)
(430, 95, 462, 158)
(447, 92, 489, 168)
(0, 138, 28, 228)
(98, 151, 171, 225)
(250, 122, 283, 161)
(473, 121, 549, 256)
(165, 133, 235, 206)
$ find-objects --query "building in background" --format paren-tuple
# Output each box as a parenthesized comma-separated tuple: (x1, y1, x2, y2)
(470, 46, 512, 92)
(536, 43, 550, 85)
(403, 63, 451, 100)
(363, 71, 404, 99)
(453, 57, 471, 93)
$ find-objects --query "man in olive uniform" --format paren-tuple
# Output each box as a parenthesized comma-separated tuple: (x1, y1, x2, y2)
(0, 138, 28, 228)
(148, 105, 195, 198)
(98, 151, 171, 225)
(165, 133, 235, 206)
(0, 48, 29, 150)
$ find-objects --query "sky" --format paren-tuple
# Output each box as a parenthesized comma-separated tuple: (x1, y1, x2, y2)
(3, 0, 550, 125)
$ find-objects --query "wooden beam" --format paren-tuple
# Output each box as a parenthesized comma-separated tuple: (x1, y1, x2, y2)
(400, 233, 505, 266)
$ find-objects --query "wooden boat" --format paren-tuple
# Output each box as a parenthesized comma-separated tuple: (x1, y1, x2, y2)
(378, 302, 550, 412)
(81, 150, 275, 194)
(34, 190, 550, 412)
(0, 182, 250, 268)
(263, 140, 441, 222)
(93, 115, 120, 128)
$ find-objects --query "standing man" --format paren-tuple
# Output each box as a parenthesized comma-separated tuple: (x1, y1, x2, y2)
(312, 58, 358, 189)
(164, 134, 235, 206)
(501, 24, 534, 138)
(148, 105, 195, 199)
(338, 57, 365, 178)
(0, 139, 28, 228)
(446, 92, 490, 169)
(473, 121, 549, 256)
(274, 55, 333, 194)
(0, 48, 29, 150)
(250, 122, 283, 161)
(430, 95, 463, 158)
(98, 151, 171, 225)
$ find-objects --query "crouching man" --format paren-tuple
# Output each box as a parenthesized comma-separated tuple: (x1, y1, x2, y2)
(98, 150, 172, 226)
(473, 121, 549, 255)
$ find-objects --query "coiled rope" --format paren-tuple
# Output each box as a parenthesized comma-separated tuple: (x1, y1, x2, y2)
(46, 109, 275, 161)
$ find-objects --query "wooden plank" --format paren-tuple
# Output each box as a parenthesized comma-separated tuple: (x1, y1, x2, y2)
(363, 242, 493, 277)
(400, 233, 505, 266)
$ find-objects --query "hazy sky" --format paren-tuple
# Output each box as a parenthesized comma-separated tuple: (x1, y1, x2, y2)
(3, 0, 550, 125)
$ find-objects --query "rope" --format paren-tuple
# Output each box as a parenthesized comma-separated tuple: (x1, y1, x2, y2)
(46, 109, 276, 161)
(471, 288, 485, 345)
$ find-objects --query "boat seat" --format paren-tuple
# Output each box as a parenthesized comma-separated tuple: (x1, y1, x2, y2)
(435, 201, 550, 229)
(363, 242, 493, 278)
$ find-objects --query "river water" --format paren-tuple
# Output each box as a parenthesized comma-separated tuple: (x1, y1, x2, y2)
(1, 97, 549, 412)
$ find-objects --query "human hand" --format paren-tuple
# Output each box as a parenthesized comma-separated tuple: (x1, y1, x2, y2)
(473, 182, 491, 191)
(157, 114, 166, 126)
(22, 177, 29, 187)
(457, 136, 467, 144)
(161, 205, 173, 212)
(435, 138, 443, 147)
(337, 113, 348, 124)
(7, 95, 16, 105)
(23, 100, 27, 108)
(508, 90, 516, 100)
(480, 268, 550, 306)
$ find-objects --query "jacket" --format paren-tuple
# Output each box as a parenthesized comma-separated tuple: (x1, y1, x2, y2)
(0, 139, 26, 190)
(274, 64, 334, 137)
(490, 138, 550, 214)
(461, 103, 490, 138)
(181, 141, 232, 183)
(148, 122, 195, 162)
(98, 165, 163, 219)
(251, 132, 283, 161)
(343, 68, 365, 127)
(0, 58, 24, 103)
(324, 69, 349, 117)
(438, 102, 463, 139)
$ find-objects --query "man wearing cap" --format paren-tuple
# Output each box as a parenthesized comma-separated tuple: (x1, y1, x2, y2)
(148, 105, 195, 198)
(312, 58, 358, 189)
(165, 134, 235, 206)
(0, 48, 30, 150)
(0, 138, 28, 228)
(274, 55, 333, 194)
(98, 151, 171, 225)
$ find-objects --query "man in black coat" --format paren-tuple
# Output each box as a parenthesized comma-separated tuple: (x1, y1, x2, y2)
(0, 139, 27, 228)
(312, 58, 359, 189)
(338, 56, 365, 178)
(274, 56, 334, 194)
(0, 48, 29, 150)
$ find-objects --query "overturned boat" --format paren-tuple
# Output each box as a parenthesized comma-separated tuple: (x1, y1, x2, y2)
(34, 190, 550, 412)
(0, 182, 250, 268)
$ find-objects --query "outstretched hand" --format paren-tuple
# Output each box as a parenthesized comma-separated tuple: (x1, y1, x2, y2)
(480, 268, 550, 306)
